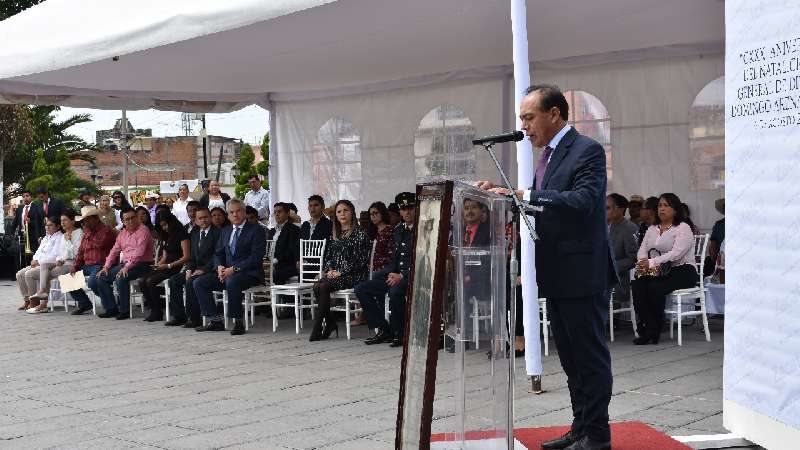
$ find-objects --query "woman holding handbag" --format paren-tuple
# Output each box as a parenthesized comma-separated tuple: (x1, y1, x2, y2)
(631, 193, 697, 345)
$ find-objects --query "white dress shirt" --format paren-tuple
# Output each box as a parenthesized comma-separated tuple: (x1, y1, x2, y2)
(244, 188, 270, 223)
(33, 231, 63, 264)
(523, 123, 573, 202)
(57, 228, 83, 263)
(172, 197, 191, 225)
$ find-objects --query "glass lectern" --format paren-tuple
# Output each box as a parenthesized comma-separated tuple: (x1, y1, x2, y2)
(396, 180, 514, 450)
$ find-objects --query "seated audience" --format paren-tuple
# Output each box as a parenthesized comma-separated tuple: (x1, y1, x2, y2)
(681, 202, 698, 233)
(210, 206, 230, 229)
(16, 217, 63, 311)
(355, 192, 415, 347)
(139, 211, 190, 322)
(199, 180, 230, 211)
(184, 200, 200, 234)
(95, 208, 155, 320)
(166, 207, 220, 327)
(195, 199, 266, 336)
(111, 190, 132, 229)
(135, 206, 157, 238)
(244, 174, 270, 225)
(75, 190, 93, 210)
(366, 202, 395, 278)
(359, 210, 372, 238)
(300, 195, 332, 240)
(144, 192, 159, 224)
(97, 194, 120, 230)
(286, 203, 301, 225)
(267, 202, 300, 285)
(246, 205, 269, 237)
(165, 197, 175, 209)
(637, 196, 659, 245)
(707, 198, 725, 277)
(68, 207, 116, 315)
(607, 193, 639, 303)
(309, 199, 371, 342)
(627, 195, 645, 225)
(631, 193, 697, 345)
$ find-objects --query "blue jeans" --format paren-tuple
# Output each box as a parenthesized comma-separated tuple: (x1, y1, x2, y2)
(69, 264, 102, 309)
(96, 263, 152, 313)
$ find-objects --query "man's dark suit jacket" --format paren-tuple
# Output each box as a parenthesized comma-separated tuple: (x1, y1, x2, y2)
(528, 127, 618, 299)
(43, 197, 66, 222)
(214, 221, 267, 280)
(267, 222, 300, 267)
(299, 216, 332, 241)
(11, 202, 45, 243)
(185, 226, 221, 274)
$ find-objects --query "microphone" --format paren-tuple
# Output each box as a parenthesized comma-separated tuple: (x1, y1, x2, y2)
(472, 130, 524, 146)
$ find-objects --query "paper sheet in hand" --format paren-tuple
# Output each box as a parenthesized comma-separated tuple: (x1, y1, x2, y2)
(58, 271, 86, 292)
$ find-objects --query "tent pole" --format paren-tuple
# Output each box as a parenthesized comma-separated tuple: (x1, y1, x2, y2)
(511, 0, 542, 385)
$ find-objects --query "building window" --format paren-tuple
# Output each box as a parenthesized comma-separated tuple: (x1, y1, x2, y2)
(689, 77, 724, 190)
(312, 118, 362, 203)
(414, 105, 477, 182)
(564, 90, 613, 188)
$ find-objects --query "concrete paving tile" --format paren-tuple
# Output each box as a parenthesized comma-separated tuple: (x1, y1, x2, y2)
(116, 424, 199, 445)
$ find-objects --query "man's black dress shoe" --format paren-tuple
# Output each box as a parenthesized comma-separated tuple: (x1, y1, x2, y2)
(230, 321, 245, 336)
(365, 329, 392, 345)
(165, 319, 186, 326)
(564, 436, 611, 450)
(389, 338, 403, 347)
(70, 306, 92, 316)
(98, 311, 118, 318)
(196, 321, 225, 332)
(541, 430, 580, 450)
(144, 313, 163, 322)
(115, 312, 130, 320)
(182, 320, 197, 328)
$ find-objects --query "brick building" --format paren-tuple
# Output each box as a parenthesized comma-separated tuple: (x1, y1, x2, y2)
(73, 135, 242, 188)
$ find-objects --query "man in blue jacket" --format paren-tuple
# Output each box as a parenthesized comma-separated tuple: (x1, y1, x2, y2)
(478, 84, 617, 450)
(194, 198, 267, 336)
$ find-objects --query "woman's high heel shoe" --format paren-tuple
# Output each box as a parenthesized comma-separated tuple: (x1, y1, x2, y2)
(309, 317, 324, 342)
(321, 320, 339, 340)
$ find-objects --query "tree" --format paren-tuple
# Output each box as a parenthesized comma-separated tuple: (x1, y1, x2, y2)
(233, 133, 270, 199)
(26, 148, 79, 203)
(0, 105, 33, 193)
(0, 0, 44, 21)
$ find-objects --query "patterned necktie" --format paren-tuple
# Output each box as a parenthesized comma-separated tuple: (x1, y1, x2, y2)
(535, 146, 554, 191)
(23, 205, 29, 223)
(230, 227, 240, 255)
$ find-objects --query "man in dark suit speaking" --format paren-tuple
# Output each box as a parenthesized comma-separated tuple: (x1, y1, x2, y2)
(195, 198, 267, 336)
(477, 84, 617, 450)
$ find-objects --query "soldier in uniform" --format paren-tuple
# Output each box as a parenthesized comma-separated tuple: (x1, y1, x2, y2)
(355, 192, 416, 347)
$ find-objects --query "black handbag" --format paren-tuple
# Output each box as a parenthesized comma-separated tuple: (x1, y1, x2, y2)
(634, 248, 672, 279)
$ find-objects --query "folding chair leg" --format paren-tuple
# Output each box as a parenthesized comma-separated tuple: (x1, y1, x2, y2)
(344, 297, 351, 340)
(294, 293, 301, 334)
(630, 303, 639, 338)
(677, 296, 683, 346)
(271, 292, 278, 332)
(541, 303, 549, 357)
(609, 299, 615, 342)
(164, 284, 170, 321)
(223, 292, 229, 330)
(244, 294, 249, 331)
(700, 296, 711, 342)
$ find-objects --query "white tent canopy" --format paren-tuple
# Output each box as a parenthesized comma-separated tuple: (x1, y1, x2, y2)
(0, 0, 722, 111)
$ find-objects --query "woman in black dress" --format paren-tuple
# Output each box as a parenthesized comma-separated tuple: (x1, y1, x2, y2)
(139, 211, 191, 322)
(309, 199, 371, 341)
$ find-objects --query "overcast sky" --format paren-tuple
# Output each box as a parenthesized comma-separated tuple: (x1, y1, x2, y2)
(54, 105, 270, 144)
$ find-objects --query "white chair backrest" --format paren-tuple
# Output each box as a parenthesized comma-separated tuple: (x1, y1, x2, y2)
(694, 234, 710, 287)
(299, 239, 326, 283)
(368, 239, 378, 280)
(264, 239, 276, 284)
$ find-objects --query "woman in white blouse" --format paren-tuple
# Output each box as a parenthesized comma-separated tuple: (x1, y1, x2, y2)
(171, 183, 192, 226)
(631, 193, 697, 345)
(15, 217, 64, 312)
(28, 210, 86, 313)
(200, 180, 230, 211)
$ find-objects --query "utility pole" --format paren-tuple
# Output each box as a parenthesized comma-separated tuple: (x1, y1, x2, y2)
(120, 110, 130, 197)
(201, 115, 209, 178)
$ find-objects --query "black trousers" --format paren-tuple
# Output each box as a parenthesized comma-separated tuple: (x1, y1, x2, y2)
(138, 267, 181, 313)
(548, 293, 613, 443)
(631, 264, 697, 339)
(273, 263, 299, 285)
(167, 271, 203, 324)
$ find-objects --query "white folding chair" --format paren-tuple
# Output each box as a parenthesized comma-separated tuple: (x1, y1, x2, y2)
(664, 234, 712, 346)
(48, 278, 97, 315)
(271, 239, 326, 333)
(223, 240, 276, 331)
(330, 240, 377, 339)
(608, 270, 639, 341)
(470, 296, 493, 349)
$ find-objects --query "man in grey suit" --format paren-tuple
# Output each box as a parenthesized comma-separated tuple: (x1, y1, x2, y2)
(607, 193, 639, 303)
(478, 84, 616, 450)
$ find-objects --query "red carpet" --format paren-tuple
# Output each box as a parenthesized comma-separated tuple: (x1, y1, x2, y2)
(432, 422, 691, 449)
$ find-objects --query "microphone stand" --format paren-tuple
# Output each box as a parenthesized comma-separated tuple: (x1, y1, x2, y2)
(478, 140, 540, 440)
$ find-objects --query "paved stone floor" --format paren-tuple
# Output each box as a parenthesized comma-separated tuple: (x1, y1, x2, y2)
(0, 282, 725, 449)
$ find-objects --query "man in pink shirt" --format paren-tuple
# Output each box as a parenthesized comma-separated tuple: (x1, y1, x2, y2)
(95, 207, 155, 319)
